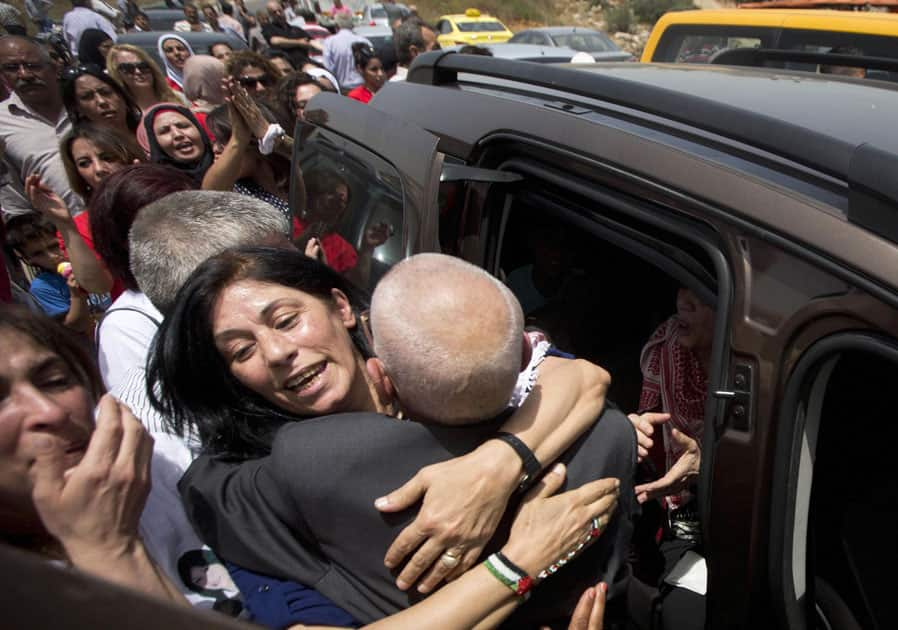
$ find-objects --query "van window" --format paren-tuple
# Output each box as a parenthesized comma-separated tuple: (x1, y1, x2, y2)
(291, 126, 405, 291)
(653, 24, 777, 62)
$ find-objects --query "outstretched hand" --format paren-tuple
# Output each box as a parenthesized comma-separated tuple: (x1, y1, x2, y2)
(633, 428, 700, 504)
(627, 412, 669, 462)
(223, 77, 271, 139)
(25, 174, 72, 226)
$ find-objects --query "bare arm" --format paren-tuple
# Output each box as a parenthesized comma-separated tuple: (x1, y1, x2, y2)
(25, 175, 114, 294)
(201, 97, 252, 192)
(269, 35, 311, 49)
(377, 355, 610, 592)
(62, 277, 91, 333)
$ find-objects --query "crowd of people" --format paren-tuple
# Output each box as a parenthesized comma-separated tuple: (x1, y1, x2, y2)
(0, 3, 715, 629)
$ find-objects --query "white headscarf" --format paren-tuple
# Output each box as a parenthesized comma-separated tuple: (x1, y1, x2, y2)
(156, 33, 195, 89)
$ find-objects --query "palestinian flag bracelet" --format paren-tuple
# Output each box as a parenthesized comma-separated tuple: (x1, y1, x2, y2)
(484, 552, 534, 599)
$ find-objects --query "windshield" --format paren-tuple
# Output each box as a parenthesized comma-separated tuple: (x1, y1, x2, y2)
(552, 32, 616, 53)
(370, 7, 387, 17)
(457, 21, 505, 33)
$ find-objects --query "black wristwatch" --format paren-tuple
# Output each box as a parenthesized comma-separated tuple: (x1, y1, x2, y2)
(495, 432, 542, 493)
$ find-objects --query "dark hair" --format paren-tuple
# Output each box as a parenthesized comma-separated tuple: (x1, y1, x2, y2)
(276, 71, 322, 129)
(0, 305, 104, 402)
(61, 64, 141, 132)
(148, 246, 373, 459)
(458, 45, 493, 56)
(225, 50, 279, 81)
(351, 41, 377, 71)
(265, 49, 294, 69)
(177, 549, 220, 596)
(89, 164, 195, 291)
(208, 40, 233, 53)
(77, 28, 112, 67)
(4, 213, 55, 258)
(220, 2, 234, 16)
(60, 124, 144, 200)
(394, 16, 431, 66)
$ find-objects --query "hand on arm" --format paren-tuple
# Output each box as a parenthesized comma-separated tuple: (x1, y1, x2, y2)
(27, 396, 187, 605)
(25, 175, 113, 294)
(62, 274, 91, 333)
(367, 465, 618, 630)
(375, 356, 610, 592)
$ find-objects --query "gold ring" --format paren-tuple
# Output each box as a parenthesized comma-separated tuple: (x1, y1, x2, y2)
(440, 552, 461, 569)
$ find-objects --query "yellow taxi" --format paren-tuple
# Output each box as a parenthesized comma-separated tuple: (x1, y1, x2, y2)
(435, 9, 514, 48)
(641, 9, 898, 63)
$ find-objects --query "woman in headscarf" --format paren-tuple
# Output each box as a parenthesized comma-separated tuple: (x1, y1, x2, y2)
(107, 43, 185, 113)
(156, 34, 195, 93)
(77, 28, 114, 68)
(136, 103, 214, 186)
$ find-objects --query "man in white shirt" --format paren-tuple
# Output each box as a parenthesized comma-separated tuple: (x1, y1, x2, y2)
(174, 2, 212, 32)
(0, 36, 83, 219)
(62, 0, 118, 57)
(323, 11, 371, 90)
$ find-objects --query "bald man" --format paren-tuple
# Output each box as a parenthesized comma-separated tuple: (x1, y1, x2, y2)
(0, 36, 84, 218)
(180, 253, 638, 626)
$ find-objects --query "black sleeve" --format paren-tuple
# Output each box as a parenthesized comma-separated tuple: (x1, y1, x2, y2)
(179, 454, 331, 588)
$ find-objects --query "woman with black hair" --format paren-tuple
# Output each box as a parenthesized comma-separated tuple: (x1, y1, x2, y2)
(77, 28, 113, 68)
(347, 42, 385, 104)
(136, 103, 214, 186)
(62, 64, 141, 139)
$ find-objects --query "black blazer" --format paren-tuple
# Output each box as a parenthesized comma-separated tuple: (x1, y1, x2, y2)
(180, 407, 638, 626)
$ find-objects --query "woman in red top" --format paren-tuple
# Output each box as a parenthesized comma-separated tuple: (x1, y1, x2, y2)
(26, 125, 145, 301)
(347, 42, 385, 105)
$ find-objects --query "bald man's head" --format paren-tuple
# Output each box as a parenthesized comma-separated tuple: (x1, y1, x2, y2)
(370, 253, 524, 425)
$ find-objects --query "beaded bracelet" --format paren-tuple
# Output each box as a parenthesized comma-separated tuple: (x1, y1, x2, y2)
(537, 516, 603, 579)
(484, 552, 534, 598)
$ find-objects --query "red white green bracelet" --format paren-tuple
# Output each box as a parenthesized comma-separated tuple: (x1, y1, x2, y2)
(484, 552, 534, 599)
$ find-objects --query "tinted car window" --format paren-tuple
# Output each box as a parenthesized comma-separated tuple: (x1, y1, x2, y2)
(553, 32, 617, 53)
(292, 126, 404, 291)
(653, 24, 777, 62)
(457, 21, 505, 33)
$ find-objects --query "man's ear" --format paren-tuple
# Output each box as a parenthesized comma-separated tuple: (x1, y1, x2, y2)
(520, 330, 533, 371)
(330, 288, 357, 328)
(366, 357, 397, 406)
(408, 44, 420, 60)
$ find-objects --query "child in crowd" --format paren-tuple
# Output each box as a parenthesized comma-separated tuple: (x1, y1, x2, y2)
(5, 213, 91, 334)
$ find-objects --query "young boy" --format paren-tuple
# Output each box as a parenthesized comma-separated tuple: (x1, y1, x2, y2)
(5, 213, 91, 333)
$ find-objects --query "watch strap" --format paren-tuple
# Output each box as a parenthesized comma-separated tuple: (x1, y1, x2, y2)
(495, 432, 541, 493)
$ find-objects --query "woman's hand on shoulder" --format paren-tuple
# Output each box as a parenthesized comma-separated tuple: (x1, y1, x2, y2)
(502, 464, 619, 578)
(374, 439, 524, 593)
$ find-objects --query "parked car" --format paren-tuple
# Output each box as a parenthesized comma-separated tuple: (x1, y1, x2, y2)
(509, 26, 632, 61)
(117, 30, 247, 68)
(361, 2, 409, 27)
(435, 8, 513, 48)
(354, 24, 394, 51)
(448, 42, 588, 64)
(141, 8, 193, 31)
(641, 8, 898, 63)
(291, 52, 896, 630)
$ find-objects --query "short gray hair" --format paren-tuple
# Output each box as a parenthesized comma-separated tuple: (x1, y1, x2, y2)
(334, 11, 354, 30)
(129, 191, 291, 315)
(370, 253, 524, 425)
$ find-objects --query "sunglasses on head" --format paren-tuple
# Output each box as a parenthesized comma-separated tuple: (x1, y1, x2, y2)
(117, 61, 151, 75)
(237, 75, 273, 88)
(61, 63, 103, 81)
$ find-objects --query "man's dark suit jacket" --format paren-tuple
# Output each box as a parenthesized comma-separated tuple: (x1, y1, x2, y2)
(180, 407, 637, 626)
